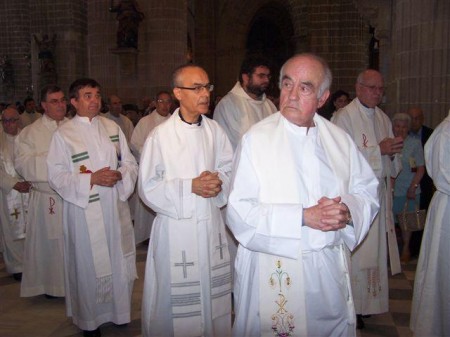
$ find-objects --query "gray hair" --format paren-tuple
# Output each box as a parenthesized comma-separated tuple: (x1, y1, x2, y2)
(279, 53, 332, 99)
(392, 112, 412, 129)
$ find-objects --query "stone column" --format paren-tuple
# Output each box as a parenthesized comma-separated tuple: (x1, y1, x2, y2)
(88, 0, 121, 97)
(392, 0, 450, 126)
(306, 0, 370, 94)
(141, 0, 188, 97)
(30, 1, 87, 96)
(192, 1, 216, 82)
(0, 0, 31, 103)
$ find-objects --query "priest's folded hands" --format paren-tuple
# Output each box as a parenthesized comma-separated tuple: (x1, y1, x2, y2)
(192, 170, 223, 198)
(90, 166, 123, 187)
(303, 196, 352, 231)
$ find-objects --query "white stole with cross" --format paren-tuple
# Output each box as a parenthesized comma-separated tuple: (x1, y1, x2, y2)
(341, 100, 401, 275)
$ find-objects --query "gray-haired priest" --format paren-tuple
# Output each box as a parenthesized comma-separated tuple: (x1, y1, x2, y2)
(227, 53, 380, 337)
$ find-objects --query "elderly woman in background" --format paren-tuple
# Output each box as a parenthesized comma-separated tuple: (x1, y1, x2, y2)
(391, 113, 425, 263)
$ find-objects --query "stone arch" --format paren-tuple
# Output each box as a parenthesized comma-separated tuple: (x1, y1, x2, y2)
(246, 3, 295, 68)
(215, 0, 295, 95)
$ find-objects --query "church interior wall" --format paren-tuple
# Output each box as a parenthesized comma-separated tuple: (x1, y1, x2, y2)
(0, 0, 448, 126)
(391, 0, 449, 126)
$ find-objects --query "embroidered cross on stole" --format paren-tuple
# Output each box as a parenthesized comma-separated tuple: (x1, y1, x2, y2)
(169, 216, 231, 337)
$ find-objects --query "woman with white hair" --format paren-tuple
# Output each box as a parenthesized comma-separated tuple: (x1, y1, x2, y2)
(391, 112, 425, 263)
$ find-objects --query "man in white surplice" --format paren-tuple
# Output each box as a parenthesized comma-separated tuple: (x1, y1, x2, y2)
(0, 107, 31, 281)
(227, 54, 379, 337)
(104, 94, 134, 143)
(19, 97, 42, 128)
(333, 69, 403, 328)
(139, 64, 233, 337)
(213, 54, 276, 150)
(14, 85, 67, 298)
(214, 54, 277, 283)
(130, 90, 172, 244)
(411, 110, 450, 336)
(47, 78, 138, 337)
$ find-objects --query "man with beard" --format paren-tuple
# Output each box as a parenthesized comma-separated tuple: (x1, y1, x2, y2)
(213, 55, 277, 281)
(214, 55, 276, 150)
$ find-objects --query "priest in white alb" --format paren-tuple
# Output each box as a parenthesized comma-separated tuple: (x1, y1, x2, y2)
(227, 54, 379, 337)
(129, 90, 171, 244)
(139, 64, 233, 337)
(0, 107, 30, 281)
(411, 110, 450, 336)
(333, 69, 403, 328)
(104, 94, 134, 143)
(47, 78, 138, 337)
(213, 54, 276, 151)
(14, 85, 68, 298)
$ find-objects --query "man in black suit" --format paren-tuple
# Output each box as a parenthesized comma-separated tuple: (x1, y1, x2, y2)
(407, 107, 434, 257)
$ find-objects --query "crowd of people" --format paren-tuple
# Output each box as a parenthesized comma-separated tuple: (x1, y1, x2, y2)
(0, 52, 449, 337)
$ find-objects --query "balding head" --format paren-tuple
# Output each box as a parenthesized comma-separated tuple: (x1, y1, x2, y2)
(1, 107, 21, 136)
(355, 69, 384, 108)
(108, 94, 123, 117)
(278, 53, 331, 127)
(407, 107, 424, 133)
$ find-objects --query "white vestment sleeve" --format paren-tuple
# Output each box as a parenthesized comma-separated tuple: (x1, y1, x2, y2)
(116, 129, 138, 201)
(138, 131, 194, 220)
(130, 120, 147, 161)
(0, 165, 18, 193)
(14, 129, 48, 182)
(211, 129, 233, 208)
(338, 146, 380, 251)
(213, 101, 241, 150)
(425, 120, 450, 194)
(227, 141, 302, 259)
(47, 131, 91, 208)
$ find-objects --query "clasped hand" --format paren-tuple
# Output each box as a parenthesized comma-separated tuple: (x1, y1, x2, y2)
(13, 181, 32, 193)
(192, 171, 222, 198)
(379, 136, 403, 156)
(90, 167, 122, 187)
(303, 196, 351, 232)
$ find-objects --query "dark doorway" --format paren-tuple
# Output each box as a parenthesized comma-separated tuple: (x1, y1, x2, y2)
(246, 3, 294, 96)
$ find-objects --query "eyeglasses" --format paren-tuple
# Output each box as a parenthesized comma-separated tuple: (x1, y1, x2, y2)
(47, 98, 67, 105)
(1, 118, 19, 124)
(157, 99, 172, 103)
(176, 84, 214, 93)
(359, 82, 385, 92)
